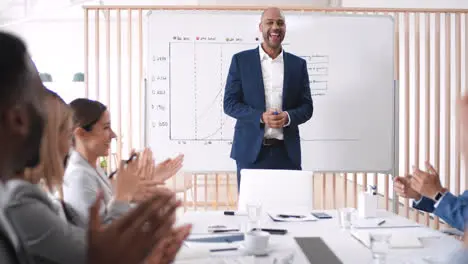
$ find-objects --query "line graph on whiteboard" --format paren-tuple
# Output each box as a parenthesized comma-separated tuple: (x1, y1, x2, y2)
(149, 39, 340, 144)
(168, 41, 255, 142)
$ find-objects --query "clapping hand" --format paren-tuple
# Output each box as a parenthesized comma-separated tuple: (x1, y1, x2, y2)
(152, 154, 184, 183)
(145, 225, 192, 264)
(410, 162, 445, 201)
(132, 149, 184, 203)
(114, 155, 141, 202)
(87, 188, 182, 264)
(138, 148, 183, 183)
(393, 175, 421, 200)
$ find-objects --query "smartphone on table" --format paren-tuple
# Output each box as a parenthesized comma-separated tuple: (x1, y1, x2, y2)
(311, 212, 333, 219)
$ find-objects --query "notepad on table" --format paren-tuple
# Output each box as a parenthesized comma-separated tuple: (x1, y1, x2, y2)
(352, 218, 421, 229)
(350, 230, 423, 249)
(268, 211, 318, 222)
(185, 233, 244, 243)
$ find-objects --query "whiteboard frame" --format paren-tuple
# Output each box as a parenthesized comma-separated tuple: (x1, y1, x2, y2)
(143, 10, 399, 181)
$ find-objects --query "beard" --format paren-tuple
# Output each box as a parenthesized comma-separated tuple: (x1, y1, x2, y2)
(23, 103, 45, 169)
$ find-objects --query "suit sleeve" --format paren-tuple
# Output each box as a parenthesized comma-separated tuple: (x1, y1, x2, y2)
(5, 193, 87, 264)
(223, 54, 263, 123)
(63, 169, 130, 225)
(433, 191, 468, 232)
(286, 59, 313, 127)
(412, 196, 436, 213)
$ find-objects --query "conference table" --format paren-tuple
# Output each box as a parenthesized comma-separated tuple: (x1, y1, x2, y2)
(175, 209, 462, 264)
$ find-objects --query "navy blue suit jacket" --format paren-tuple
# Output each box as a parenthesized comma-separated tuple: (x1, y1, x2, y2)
(223, 47, 313, 166)
(413, 191, 468, 231)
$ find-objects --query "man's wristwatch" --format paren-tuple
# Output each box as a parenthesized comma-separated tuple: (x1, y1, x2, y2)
(434, 191, 444, 202)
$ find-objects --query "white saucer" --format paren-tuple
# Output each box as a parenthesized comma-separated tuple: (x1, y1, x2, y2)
(239, 243, 274, 256)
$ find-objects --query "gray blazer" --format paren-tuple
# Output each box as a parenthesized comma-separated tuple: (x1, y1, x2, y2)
(63, 150, 130, 224)
(0, 183, 26, 264)
(2, 179, 86, 264)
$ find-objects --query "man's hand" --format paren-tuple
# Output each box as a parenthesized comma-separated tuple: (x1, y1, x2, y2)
(87, 188, 181, 264)
(262, 109, 288, 128)
(393, 175, 421, 200)
(145, 225, 192, 264)
(410, 162, 445, 200)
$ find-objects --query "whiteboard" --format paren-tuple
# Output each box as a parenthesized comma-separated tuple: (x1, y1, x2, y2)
(145, 10, 397, 174)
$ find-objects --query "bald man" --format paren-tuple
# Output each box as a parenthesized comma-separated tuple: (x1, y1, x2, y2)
(223, 7, 313, 190)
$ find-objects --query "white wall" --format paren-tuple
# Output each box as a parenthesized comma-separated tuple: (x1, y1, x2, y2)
(342, 0, 468, 9)
(197, 0, 330, 6)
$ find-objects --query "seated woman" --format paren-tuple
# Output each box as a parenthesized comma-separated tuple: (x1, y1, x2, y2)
(2, 89, 190, 264)
(63, 98, 183, 223)
(3, 90, 94, 263)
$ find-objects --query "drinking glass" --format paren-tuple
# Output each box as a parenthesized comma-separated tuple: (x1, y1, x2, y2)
(369, 232, 392, 263)
(246, 202, 262, 231)
(337, 207, 355, 230)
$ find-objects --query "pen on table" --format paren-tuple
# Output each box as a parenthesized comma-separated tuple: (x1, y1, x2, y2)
(211, 229, 240, 233)
(224, 211, 247, 216)
(278, 214, 305, 218)
(210, 247, 239, 252)
(377, 220, 386, 226)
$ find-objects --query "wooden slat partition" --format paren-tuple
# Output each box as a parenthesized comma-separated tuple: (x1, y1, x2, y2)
(414, 12, 421, 223)
(424, 12, 431, 227)
(404, 11, 410, 218)
(127, 9, 132, 155)
(434, 13, 441, 229)
(455, 14, 461, 196)
(82, 6, 468, 230)
(466, 15, 468, 191)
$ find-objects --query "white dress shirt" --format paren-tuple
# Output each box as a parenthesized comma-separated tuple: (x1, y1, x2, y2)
(259, 45, 290, 140)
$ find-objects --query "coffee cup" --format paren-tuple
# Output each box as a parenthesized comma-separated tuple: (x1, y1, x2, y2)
(244, 230, 270, 255)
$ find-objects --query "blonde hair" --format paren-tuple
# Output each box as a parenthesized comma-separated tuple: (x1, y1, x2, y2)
(24, 90, 71, 198)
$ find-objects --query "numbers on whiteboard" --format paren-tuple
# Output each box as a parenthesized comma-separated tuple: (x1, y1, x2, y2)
(177, 141, 187, 145)
(151, 105, 166, 111)
(153, 56, 167, 61)
(151, 90, 167, 96)
(152, 56, 167, 62)
(152, 121, 168, 128)
(151, 75, 167, 82)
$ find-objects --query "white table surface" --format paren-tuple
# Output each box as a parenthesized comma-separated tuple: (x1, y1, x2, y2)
(175, 209, 462, 264)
